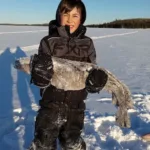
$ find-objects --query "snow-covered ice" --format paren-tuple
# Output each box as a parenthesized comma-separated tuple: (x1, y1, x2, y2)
(0, 25, 150, 150)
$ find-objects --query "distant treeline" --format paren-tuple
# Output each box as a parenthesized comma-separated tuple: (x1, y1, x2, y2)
(0, 23, 48, 26)
(1, 18, 150, 28)
(86, 18, 150, 28)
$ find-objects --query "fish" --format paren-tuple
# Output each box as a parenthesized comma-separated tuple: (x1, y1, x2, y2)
(14, 56, 133, 128)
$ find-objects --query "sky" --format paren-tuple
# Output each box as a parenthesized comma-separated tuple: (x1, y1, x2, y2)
(0, 0, 149, 25)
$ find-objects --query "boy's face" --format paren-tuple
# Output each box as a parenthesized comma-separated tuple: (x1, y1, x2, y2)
(60, 7, 81, 33)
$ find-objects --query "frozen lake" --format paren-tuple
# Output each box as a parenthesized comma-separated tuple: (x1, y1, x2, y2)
(0, 25, 150, 150)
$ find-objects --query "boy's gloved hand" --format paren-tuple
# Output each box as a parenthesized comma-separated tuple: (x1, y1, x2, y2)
(86, 68, 108, 93)
(30, 54, 53, 88)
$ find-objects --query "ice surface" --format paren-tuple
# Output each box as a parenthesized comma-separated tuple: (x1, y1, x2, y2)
(0, 26, 150, 149)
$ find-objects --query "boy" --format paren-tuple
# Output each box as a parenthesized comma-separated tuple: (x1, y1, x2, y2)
(29, 0, 106, 149)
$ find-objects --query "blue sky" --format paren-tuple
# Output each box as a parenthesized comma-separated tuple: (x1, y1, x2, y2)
(0, 0, 149, 25)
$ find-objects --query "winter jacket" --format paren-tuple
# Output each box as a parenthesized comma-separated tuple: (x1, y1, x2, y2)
(38, 20, 96, 109)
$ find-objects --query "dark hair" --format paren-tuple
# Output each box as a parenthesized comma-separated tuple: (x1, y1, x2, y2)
(56, 0, 86, 24)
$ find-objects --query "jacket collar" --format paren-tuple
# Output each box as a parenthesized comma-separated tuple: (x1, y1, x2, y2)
(49, 20, 86, 39)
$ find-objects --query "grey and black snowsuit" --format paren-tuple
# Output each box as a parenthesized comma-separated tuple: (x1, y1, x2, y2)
(30, 20, 96, 150)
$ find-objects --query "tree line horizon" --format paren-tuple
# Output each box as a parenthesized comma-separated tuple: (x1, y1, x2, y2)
(0, 18, 150, 28)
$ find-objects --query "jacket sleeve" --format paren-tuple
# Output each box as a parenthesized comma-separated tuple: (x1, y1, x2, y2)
(38, 37, 51, 55)
(88, 39, 97, 64)
(30, 37, 53, 88)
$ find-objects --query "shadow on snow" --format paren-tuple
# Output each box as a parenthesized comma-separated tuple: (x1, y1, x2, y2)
(0, 47, 40, 149)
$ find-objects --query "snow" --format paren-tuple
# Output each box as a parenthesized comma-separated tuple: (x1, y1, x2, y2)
(0, 25, 150, 149)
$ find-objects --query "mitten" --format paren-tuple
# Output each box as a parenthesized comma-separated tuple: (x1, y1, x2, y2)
(30, 53, 53, 88)
(86, 68, 108, 93)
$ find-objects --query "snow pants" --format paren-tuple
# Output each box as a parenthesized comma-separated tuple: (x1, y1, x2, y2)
(29, 102, 86, 150)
